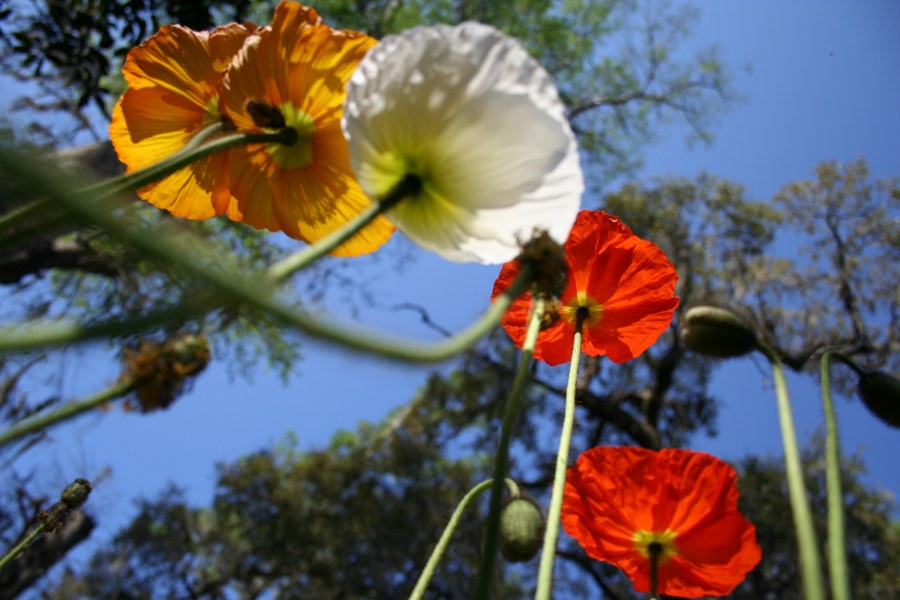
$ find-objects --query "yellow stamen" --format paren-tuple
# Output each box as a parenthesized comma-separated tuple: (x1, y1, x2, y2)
(563, 291, 603, 328)
(633, 529, 679, 565)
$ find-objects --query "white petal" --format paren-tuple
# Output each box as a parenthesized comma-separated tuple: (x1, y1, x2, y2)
(343, 22, 583, 264)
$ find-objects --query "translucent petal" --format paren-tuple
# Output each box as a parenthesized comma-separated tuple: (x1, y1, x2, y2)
(344, 22, 582, 264)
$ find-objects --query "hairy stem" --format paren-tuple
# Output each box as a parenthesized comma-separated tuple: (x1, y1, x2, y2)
(474, 298, 545, 599)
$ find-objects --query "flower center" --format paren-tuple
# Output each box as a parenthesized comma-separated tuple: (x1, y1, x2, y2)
(633, 529, 679, 565)
(255, 101, 315, 170)
(563, 291, 603, 328)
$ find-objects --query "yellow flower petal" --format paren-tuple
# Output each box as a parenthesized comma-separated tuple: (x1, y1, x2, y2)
(220, 1, 393, 256)
(109, 23, 255, 220)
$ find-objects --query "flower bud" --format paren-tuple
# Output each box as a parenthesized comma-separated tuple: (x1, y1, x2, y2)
(681, 306, 757, 358)
(499, 494, 544, 563)
(60, 478, 92, 509)
(857, 370, 900, 428)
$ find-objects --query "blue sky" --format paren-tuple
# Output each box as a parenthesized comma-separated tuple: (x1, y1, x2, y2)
(6, 0, 899, 584)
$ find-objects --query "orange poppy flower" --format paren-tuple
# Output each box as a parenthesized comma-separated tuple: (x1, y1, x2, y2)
(219, 1, 394, 256)
(562, 446, 762, 597)
(491, 210, 679, 365)
(109, 22, 257, 219)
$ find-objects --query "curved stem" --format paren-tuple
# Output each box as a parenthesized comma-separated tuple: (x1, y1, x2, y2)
(0, 266, 532, 362)
(0, 378, 137, 449)
(758, 342, 825, 600)
(473, 298, 545, 600)
(820, 352, 850, 600)
(535, 316, 584, 600)
(78, 124, 293, 200)
(0, 519, 48, 572)
(0, 147, 534, 362)
(0, 124, 287, 249)
(267, 176, 415, 283)
(410, 478, 520, 600)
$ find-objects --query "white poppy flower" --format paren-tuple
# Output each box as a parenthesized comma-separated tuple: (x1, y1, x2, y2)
(342, 22, 583, 264)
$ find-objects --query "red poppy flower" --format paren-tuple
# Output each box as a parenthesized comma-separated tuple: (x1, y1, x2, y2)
(562, 446, 762, 597)
(491, 210, 679, 365)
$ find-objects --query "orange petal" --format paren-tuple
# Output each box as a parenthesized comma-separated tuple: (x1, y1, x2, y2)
(220, 1, 391, 255)
(562, 446, 761, 597)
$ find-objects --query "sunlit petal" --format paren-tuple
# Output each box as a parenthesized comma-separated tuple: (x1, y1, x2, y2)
(344, 22, 582, 264)
(220, 1, 393, 256)
(562, 446, 761, 597)
(492, 210, 678, 364)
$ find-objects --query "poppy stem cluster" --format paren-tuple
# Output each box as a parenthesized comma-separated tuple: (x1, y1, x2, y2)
(757, 342, 826, 600)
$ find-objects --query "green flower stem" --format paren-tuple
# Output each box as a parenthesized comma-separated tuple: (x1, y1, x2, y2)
(0, 378, 137, 449)
(648, 542, 661, 600)
(0, 123, 236, 247)
(534, 312, 584, 600)
(0, 199, 50, 247)
(0, 265, 532, 361)
(0, 147, 534, 362)
(76, 122, 242, 199)
(473, 298, 545, 600)
(820, 352, 850, 600)
(535, 316, 584, 600)
(267, 176, 416, 283)
(0, 519, 48, 572)
(0, 479, 91, 571)
(410, 478, 520, 600)
(758, 342, 825, 600)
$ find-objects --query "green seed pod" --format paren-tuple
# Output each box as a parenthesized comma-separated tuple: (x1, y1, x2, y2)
(499, 495, 545, 563)
(681, 306, 757, 358)
(858, 370, 900, 428)
(60, 478, 92, 509)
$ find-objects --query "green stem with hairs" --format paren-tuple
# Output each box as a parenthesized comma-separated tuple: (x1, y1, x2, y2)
(268, 175, 418, 282)
(473, 298, 545, 600)
(0, 123, 256, 247)
(820, 352, 850, 600)
(0, 520, 49, 572)
(535, 315, 584, 600)
(77, 123, 283, 199)
(0, 378, 137, 449)
(758, 342, 825, 600)
(410, 478, 520, 600)
(0, 265, 532, 362)
(0, 147, 534, 362)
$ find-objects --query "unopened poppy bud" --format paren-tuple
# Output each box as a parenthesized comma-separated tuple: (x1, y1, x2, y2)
(499, 494, 544, 563)
(858, 370, 900, 428)
(682, 306, 757, 358)
(60, 478, 92, 509)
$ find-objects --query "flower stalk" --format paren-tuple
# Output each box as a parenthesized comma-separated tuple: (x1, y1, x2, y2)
(758, 342, 825, 600)
(648, 542, 661, 600)
(535, 314, 584, 600)
(0, 146, 534, 361)
(474, 298, 545, 599)
(819, 352, 850, 600)
(410, 478, 519, 600)
(0, 378, 137, 449)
